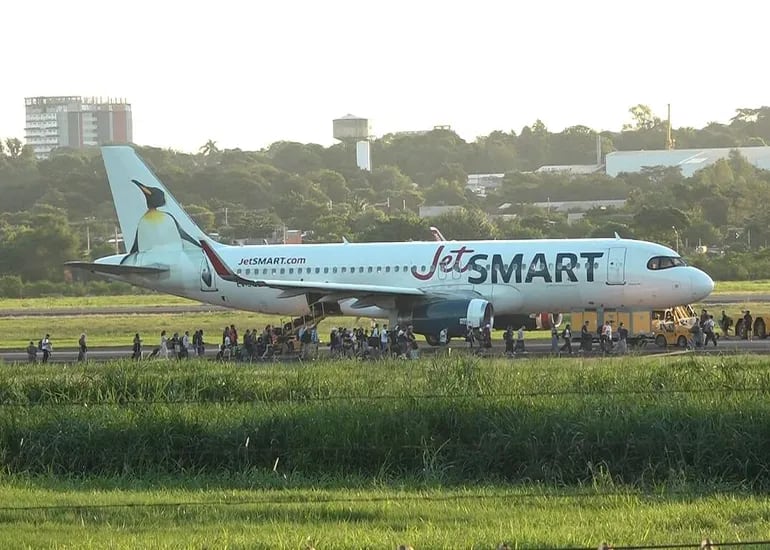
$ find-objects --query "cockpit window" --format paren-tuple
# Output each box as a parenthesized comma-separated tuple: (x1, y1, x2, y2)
(647, 256, 686, 270)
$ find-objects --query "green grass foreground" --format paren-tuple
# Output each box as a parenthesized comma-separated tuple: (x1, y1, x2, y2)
(2, 356, 770, 486)
(0, 475, 767, 549)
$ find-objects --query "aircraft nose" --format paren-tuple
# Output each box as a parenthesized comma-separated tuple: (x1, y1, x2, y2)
(690, 268, 715, 300)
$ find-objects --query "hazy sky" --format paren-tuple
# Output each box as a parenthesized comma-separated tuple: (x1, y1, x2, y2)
(2, 0, 767, 153)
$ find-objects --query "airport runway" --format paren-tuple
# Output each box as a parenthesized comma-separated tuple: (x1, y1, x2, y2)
(2, 338, 769, 363)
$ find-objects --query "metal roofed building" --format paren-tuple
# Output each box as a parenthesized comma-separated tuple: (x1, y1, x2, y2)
(530, 199, 626, 212)
(605, 146, 770, 177)
(535, 164, 603, 175)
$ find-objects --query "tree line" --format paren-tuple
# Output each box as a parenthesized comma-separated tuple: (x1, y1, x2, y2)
(1, 105, 770, 286)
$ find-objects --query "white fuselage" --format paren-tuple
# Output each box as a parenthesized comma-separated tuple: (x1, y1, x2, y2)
(101, 237, 714, 320)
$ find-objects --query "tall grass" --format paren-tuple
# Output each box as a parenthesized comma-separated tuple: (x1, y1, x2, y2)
(1, 356, 769, 486)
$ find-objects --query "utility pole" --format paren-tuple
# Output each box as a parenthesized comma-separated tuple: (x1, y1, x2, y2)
(666, 103, 674, 150)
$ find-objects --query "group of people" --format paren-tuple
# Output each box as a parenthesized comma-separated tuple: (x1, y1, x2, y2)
(25, 334, 54, 363)
(329, 323, 420, 360)
(552, 319, 630, 356)
(687, 309, 720, 348)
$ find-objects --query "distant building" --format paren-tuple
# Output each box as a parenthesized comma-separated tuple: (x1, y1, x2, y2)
(25, 96, 132, 159)
(530, 199, 626, 212)
(605, 146, 770, 177)
(535, 164, 603, 175)
(419, 205, 464, 218)
(466, 173, 504, 196)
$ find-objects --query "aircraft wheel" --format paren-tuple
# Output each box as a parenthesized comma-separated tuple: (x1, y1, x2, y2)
(424, 334, 440, 347)
(655, 334, 667, 348)
(677, 335, 688, 348)
(735, 319, 746, 339)
(755, 318, 766, 339)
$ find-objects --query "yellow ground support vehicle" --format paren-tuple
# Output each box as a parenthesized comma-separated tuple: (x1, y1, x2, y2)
(570, 304, 698, 348)
(650, 304, 699, 348)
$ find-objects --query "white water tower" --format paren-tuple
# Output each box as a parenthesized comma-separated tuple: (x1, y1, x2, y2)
(333, 114, 372, 171)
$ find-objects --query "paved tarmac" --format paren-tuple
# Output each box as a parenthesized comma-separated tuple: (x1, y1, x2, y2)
(2, 338, 768, 363)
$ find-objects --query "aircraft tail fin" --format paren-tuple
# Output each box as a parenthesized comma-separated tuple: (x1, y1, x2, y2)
(101, 146, 212, 253)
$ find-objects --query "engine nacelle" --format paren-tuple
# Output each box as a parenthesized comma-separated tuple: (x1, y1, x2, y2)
(398, 298, 494, 338)
(494, 313, 564, 331)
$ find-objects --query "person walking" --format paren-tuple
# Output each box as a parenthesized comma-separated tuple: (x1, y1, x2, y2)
(77, 333, 88, 362)
(160, 330, 169, 359)
(26, 341, 38, 363)
(550, 325, 559, 353)
(743, 310, 753, 342)
(560, 324, 573, 355)
(704, 315, 718, 347)
(616, 322, 628, 354)
(41, 334, 52, 363)
(132, 333, 142, 360)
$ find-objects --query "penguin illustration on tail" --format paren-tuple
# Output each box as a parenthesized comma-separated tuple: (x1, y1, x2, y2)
(121, 179, 201, 264)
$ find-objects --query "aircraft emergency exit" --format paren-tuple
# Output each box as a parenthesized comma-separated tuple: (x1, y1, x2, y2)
(67, 146, 715, 343)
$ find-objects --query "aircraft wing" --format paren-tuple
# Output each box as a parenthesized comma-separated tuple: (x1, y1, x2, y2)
(65, 261, 169, 277)
(200, 240, 426, 299)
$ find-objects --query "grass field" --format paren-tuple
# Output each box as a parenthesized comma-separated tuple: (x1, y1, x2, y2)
(714, 280, 770, 292)
(2, 356, 770, 547)
(0, 477, 767, 548)
(0, 294, 196, 310)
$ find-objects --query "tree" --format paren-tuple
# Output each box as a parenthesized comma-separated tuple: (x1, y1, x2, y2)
(0, 208, 80, 281)
(430, 208, 499, 240)
(623, 104, 660, 131)
(199, 140, 219, 156)
(5, 138, 23, 159)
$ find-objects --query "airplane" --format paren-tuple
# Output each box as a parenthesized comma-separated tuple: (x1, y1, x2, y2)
(67, 146, 715, 345)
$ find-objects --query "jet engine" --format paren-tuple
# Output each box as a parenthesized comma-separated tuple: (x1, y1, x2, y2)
(494, 313, 563, 331)
(398, 298, 494, 341)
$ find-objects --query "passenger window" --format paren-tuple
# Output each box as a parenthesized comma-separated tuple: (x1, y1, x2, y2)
(341, 267, 347, 273)
(289, 268, 294, 274)
(315, 267, 320, 274)
(280, 268, 285, 275)
(404, 266, 408, 272)
(333, 267, 338, 273)
(272, 268, 276, 275)
(236, 269, 242, 274)
(324, 267, 329, 274)
(359, 267, 364, 273)
(263, 269, 268, 275)
(594, 263, 599, 269)
(245, 269, 250, 275)
(368, 267, 373, 273)
(385, 266, 390, 273)
(377, 266, 382, 272)
(394, 266, 400, 272)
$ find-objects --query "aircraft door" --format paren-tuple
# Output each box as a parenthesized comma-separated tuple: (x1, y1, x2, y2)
(200, 257, 218, 292)
(606, 247, 626, 285)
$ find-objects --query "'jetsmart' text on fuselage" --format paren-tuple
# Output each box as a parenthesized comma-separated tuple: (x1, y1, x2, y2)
(237, 256, 307, 266)
(411, 245, 605, 284)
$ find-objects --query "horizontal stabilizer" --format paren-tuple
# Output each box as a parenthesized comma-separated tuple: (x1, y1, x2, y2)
(65, 262, 169, 277)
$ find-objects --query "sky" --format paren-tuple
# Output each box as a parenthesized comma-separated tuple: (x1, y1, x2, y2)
(2, 0, 768, 153)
